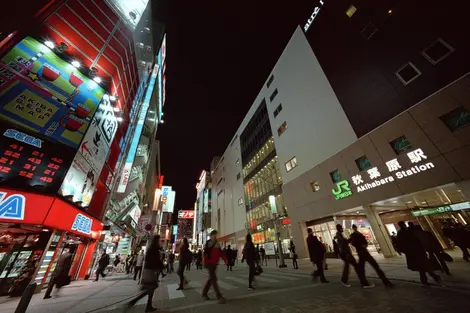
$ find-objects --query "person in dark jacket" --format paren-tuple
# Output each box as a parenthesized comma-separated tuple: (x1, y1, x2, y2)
(202, 230, 227, 303)
(177, 238, 191, 290)
(415, 225, 450, 275)
(350, 224, 392, 287)
(196, 249, 203, 269)
(226, 245, 234, 271)
(44, 245, 76, 299)
(453, 223, 470, 261)
(397, 221, 443, 286)
(242, 234, 257, 290)
(128, 235, 165, 313)
(94, 250, 110, 281)
(334, 224, 373, 288)
(306, 228, 328, 283)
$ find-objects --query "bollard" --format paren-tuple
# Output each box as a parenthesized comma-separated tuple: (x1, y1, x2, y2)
(14, 282, 37, 313)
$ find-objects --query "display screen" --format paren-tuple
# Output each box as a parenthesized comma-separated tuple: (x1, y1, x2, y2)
(0, 124, 75, 193)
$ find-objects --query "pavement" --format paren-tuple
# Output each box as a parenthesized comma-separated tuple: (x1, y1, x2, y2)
(1, 250, 469, 313)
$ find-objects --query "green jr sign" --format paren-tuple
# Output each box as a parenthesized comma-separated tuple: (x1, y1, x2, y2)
(332, 180, 353, 200)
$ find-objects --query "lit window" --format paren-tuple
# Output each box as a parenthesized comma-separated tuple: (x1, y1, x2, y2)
(277, 121, 288, 136)
(422, 38, 455, 65)
(238, 197, 243, 206)
(440, 107, 470, 132)
(346, 5, 357, 17)
(330, 170, 342, 183)
(270, 88, 278, 102)
(390, 136, 413, 155)
(310, 181, 320, 192)
(396, 62, 421, 86)
(355, 155, 371, 171)
(285, 157, 298, 172)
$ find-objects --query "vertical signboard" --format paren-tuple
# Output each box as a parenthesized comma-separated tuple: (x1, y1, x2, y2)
(117, 64, 158, 193)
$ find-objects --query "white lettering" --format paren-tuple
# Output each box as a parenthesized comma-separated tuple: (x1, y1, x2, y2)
(304, 1, 326, 32)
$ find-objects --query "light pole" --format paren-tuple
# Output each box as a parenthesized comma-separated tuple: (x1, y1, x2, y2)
(269, 195, 286, 268)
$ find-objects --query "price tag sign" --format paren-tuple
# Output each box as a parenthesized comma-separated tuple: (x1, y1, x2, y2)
(0, 124, 74, 193)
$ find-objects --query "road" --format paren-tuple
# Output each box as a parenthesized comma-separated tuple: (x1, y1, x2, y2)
(98, 263, 470, 313)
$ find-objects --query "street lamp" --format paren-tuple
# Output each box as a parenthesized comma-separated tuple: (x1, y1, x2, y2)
(269, 195, 286, 268)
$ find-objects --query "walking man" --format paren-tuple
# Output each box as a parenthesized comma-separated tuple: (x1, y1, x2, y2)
(177, 238, 191, 290)
(350, 224, 393, 287)
(202, 230, 227, 304)
(306, 228, 328, 283)
(335, 224, 374, 288)
(242, 234, 257, 290)
(134, 250, 145, 281)
(226, 245, 234, 271)
(94, 250, 110, 281)
(44, 246, 75, 299)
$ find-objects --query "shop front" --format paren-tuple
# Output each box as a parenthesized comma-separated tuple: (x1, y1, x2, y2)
(0, 187, 103, 296)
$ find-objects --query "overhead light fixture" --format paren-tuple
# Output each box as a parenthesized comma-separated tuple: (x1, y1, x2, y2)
(406, 201, 413, 204)
(116, 117, 123, 122)
(93, 76, 102, 83)
(44, 40, 55, 49)
(71, 60, 81, 68)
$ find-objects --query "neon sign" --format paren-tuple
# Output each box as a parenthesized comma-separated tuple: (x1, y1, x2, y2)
(304, 0, 325, 32)
(332, 180, 353, 200)
(0, 192, 25, 220)
(71, 213, 93, 235)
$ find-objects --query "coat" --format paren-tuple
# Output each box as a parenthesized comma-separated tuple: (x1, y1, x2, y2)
(141, 246, 165, 292)
(306, 234, 325, 263)
(54, 252, 73, 287)
(397, 228, 428, 271)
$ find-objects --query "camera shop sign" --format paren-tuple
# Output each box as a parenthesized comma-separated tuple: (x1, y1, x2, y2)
(332, 148, 436, 199)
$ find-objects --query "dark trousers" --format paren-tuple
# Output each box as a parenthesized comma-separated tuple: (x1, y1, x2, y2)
(226, 260, 233, 271)
(186, 262, 191, 270)
(248, 261, 256, 287)
(202, 265, 222, 298)
(341, 254, 369, 286)
(44, 277, 57, 298)
(134, 266, 142, 280)
(458, 245, 470, 261)
(129, 290, 154, 309)
(429, 252, 450, 274)
(312, 260, 327, 282)
(357, 249, 390, 284)
(177, 263, 186, 288)
(196, 261, 202, 269)
(94, 267, 106, 281)
(292, 258, 298, 269)
(419, 268, 440, 284)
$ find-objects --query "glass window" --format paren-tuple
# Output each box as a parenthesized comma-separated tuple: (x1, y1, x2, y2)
(330, 170, 342, 183)
(274, 104, 283, 118)
(390, 136, 413, 155)
(236, 172, 241, 180)
(270, 88, 279, 102)
(285, 157, 298, 172)
(266, 75, 274, 88)
(422, 39, 455, 65)
(277, 121, 288, 137)
(355, 155, 371, 171)
(440, 107, 470, 132)
(396, 62, 421, 85)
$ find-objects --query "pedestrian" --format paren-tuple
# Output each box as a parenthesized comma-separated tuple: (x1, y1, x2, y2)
(306, 228, 328, 283)
(186, 252, 192, 271)
(134, 250, 145, 281)
(319, 237, 328, 270)
(242, 234, 257, 290)
(226, 245, 233, 271)
(453, 223, 470, 261)
(113, 254, 121, 273)
(255, 244, 261, 264)
(291, 249, 299, 269)
(350, 224, 393, 287)
(128, 235, 165, 313)
(126, 253, 135, 274)
(177, 238, 192, 290)
(44, 246, 75, 299)
(414, 225, 450, 275)
(334, 224, 374, 288)
(396, 221, 443, 286)
(390, 231, 401, 255)
(168, 251, 175, 273)
(202, 230, 227, 304)
(196, 249, 203, 269)
(94, 250, 110, 281)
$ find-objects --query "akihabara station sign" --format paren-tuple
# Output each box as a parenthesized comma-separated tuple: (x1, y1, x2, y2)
(332, 148, 436, 199)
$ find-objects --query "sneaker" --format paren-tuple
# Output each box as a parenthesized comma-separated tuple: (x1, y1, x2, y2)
(217, 297, 226, 304)
(201, 294, 210, 301)
(176, 286, 183, 290)
(363, 284, 375, 289)
(342, 282, 352, 288)
(248, 286, 255, 291)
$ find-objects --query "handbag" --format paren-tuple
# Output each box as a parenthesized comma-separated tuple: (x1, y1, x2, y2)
(440, 251, 453, 262)
(140, 268, 158, 292)
(254, 265, 263, 276)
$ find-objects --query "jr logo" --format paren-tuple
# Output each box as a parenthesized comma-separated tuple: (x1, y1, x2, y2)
(71, 213, 93, 235)
(332, 180, 353, 200)
(0, 192, 26, 220)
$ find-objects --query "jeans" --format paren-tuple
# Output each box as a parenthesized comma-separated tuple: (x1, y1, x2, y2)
(341, 253, 370, 286)
(248, 261, 256, 287)
(134, 266, 142, 280)
(357, 249, 390, 285)
(202, 264, 222, 298)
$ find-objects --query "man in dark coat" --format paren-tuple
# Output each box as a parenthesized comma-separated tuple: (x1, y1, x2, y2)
(415, 225, 450, 275)
(94, 250, 110, 281)
(44, 246, 76, 299)
(306, 228, 328, 283)
(397, 221, 443, 285)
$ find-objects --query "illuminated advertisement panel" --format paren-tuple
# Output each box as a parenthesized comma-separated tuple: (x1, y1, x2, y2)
(116, 64, 158, 193)
(0, 124, 75, 193)
(0, 37, 105, 148)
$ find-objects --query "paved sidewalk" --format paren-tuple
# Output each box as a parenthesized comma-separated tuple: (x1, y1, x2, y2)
(263, 249, 470, 288)
(0, 274, 141, 313)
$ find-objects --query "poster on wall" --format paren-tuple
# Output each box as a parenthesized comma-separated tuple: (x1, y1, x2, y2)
(0, 124, 75, 193)
(0, 37, 105, 148)
(58, 153, 99, 208)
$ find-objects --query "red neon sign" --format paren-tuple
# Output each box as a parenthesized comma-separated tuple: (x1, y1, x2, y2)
(0, 187, 54, 224)
(178, 210, 195, 219)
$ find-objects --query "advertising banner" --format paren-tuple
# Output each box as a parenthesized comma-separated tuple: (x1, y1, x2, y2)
(172, 224, 178, 235)
(178, 210, 195, 219)
(0, 37, 105, 148)
(0, 187, 55, 224)
(167, 190, 176, 213)
(0, 124, 75, 193)
(58, 153, 99, 208)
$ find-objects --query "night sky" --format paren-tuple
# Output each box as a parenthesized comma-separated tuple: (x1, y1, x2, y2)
(157, 1, 311, 210)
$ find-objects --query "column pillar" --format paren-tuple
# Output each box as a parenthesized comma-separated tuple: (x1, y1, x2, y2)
(363, 205, 395, 258)
(291, 220, 308, 258)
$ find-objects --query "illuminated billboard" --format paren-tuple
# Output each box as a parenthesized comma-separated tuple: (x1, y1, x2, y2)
(178, 210, 195, 219)
(0, 37, 105, 148)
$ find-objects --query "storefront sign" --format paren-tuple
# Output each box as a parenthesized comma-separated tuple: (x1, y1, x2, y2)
(332, 180, 353, 200)
(0, 187, 55, 224)
(172, 225, 178, 235)
(304, 0, 325, 32)
(178, 210, 195, 219)
(264, 242, 276, 256)
(161, 185, 171, 205)
(412, 201, 470, 217)
(71, 213, 93, 235)
(0, 37, 104, 148)
(0, 124, 75, 193)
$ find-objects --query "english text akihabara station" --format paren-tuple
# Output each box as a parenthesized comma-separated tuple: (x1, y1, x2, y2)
(0, 0, 166, 296)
